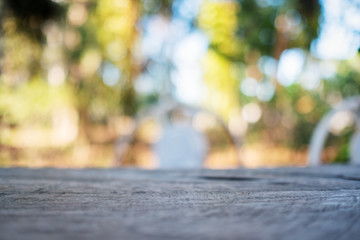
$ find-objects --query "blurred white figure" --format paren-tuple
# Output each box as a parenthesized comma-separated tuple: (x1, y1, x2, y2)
(114, 99, 238, 168)
(154, 123, 207, 168)
(308, 96, 360, 165)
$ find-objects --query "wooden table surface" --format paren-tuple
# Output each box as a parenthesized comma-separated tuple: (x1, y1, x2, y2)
(0, 166, 359, 240)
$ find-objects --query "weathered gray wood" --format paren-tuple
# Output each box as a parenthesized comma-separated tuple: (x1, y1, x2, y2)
(0, 166, 359, 240)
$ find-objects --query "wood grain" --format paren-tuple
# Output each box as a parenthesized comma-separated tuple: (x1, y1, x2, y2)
(0, 166, 359, 240)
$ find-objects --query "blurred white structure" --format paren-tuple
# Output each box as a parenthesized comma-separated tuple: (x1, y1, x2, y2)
(114, 98, 240, 168)
(308, 96, 360, 165)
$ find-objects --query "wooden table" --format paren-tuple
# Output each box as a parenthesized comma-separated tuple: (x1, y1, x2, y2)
(0, 166, 359, 240)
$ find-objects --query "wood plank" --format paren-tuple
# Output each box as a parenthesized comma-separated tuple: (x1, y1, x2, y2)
(0, 166, 359, 240)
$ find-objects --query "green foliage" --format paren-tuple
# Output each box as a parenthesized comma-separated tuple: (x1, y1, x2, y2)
(0, 80, 74, 125)
(0, 0, 359, 165)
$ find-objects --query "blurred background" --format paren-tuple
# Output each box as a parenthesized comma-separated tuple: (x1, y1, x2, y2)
(0, 0, 359, 169)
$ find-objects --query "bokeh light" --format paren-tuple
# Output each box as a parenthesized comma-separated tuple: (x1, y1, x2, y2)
(1, 0, 360, 168)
